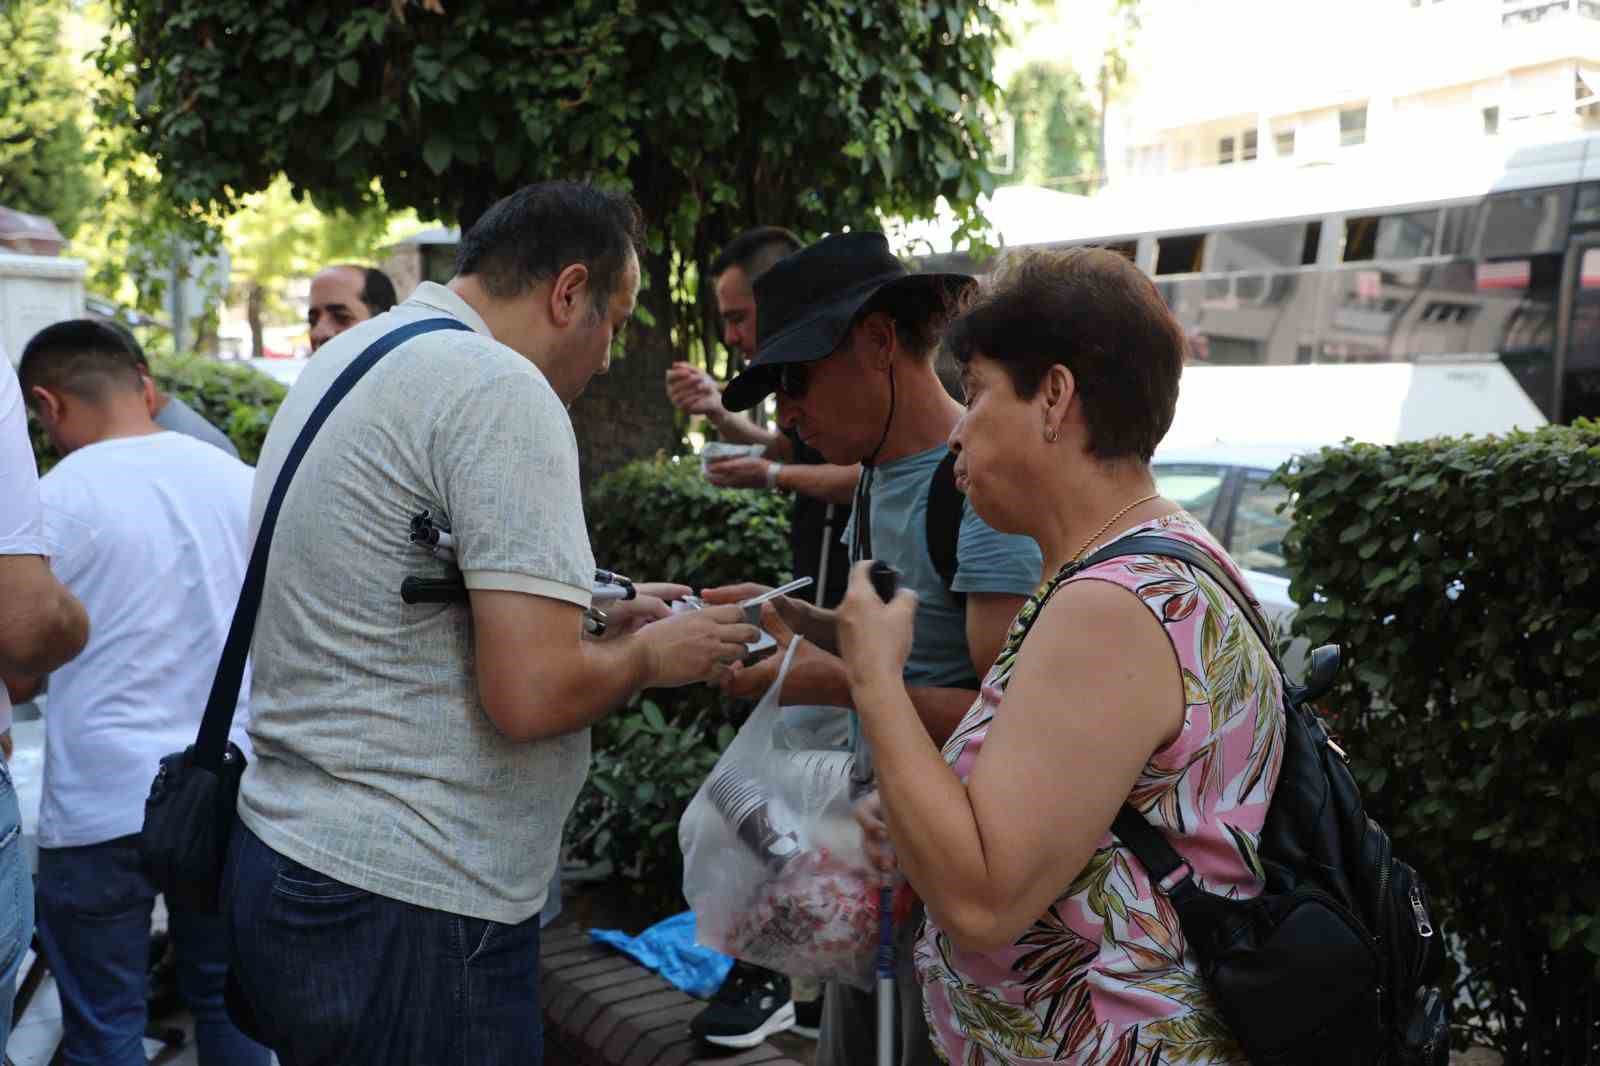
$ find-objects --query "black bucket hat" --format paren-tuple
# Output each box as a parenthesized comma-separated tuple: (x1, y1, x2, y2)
(720, 231, 974, 412)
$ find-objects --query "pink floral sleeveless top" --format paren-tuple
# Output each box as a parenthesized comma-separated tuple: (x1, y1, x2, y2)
(915, 513, 1284, 1065)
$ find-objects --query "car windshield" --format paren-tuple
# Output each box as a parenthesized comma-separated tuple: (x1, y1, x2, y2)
(1153, 463, 1229, 536)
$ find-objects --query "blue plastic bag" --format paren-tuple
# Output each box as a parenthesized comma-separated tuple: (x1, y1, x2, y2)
(589, 911, 733, 999)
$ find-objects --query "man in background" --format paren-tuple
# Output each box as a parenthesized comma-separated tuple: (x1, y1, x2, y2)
(9, 320, 267, 1066)
(667, 227, 858, 611)
(308, 263, 398, 352)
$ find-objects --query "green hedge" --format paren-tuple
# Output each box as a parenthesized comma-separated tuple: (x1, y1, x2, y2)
(1279, 424, 1600, 1061)
(585, 455, 794, 594)
(30, 353, 286, 470)
(568, 457, 793, 915)
(155, 354, 287, 465)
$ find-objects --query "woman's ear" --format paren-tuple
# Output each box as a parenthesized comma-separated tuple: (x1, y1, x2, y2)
(1041, 364, 1076, 440)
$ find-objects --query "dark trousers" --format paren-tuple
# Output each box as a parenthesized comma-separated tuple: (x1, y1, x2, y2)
(224, 821, 543, 1066)
(33, 834, 270, 1066)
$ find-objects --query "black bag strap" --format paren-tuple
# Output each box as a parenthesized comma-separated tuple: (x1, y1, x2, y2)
(1071, 533, 1284, 896)
(192, 318, 471, 771)
(925, 450, 965, 605)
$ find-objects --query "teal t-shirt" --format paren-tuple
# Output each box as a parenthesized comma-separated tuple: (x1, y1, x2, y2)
(841, 445, 1043, 688)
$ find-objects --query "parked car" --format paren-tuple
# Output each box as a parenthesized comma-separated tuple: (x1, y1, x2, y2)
(1151, 443, 1308, 673)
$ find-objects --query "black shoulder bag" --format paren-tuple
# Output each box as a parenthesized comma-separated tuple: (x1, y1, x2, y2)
(140, 317, 470, 914)
(1067, 533, 1450, 1066)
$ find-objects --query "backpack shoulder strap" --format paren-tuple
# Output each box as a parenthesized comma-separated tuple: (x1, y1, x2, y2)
(1076, 531, 1284, 898)
(1080, 533, 1281, 676)
(926, 450, 964, 604)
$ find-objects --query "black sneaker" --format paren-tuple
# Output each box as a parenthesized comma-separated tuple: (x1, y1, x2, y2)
(792, 995, 822, 1040)
(690, 961, 796, 1049)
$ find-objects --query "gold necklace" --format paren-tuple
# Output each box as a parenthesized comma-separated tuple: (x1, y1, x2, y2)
(1071, 492, 1162, 563)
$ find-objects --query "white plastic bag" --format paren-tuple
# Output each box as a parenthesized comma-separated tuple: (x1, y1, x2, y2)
(679, 639, 880, 989)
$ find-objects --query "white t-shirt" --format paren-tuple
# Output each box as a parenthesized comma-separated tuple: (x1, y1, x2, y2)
(0, 357, 48, 734)
(37, 431, 255, 848)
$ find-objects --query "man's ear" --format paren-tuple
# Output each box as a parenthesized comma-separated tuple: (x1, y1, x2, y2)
(28, 385, 64, 426)
(139, 373, 159, 417)
(549, 263, 591, 329)
(861, 311, 897, 371)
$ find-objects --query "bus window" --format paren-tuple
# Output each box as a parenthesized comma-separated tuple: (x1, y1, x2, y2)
(1492, 253, 1560, 420)
(1573, 183, 1600, 230)
(1343, 211, 1438, 262)
(1438, 202, 1483, 256)
(1343, 217, 1379, 262)
(1478, 186, 1573, 257)
(1377, 211, 1439, 260)
(1392, 261, 1479, 358)
(1302, 222, 1322, 265)
(1563, 248, 1600, 421)
(1208, 223, 1306, 272)
(1156, 233, 1207, 275)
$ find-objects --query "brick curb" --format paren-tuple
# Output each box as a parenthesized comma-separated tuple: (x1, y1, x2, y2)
(540, 926, 803, 1066)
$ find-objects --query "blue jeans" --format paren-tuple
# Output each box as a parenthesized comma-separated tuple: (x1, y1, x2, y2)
(225, 821, 543, 1065)
(0, 758, 33, 1055)
(33, 833, 270, 1066)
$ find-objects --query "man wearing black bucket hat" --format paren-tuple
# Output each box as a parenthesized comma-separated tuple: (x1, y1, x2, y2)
(703, 232, 1043, 1066)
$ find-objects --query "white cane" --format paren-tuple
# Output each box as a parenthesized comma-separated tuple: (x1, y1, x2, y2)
(815, 503, 837, 607)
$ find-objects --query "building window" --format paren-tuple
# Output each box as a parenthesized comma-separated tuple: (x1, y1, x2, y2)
(1218, 136, 1235, 165)
(1483, 105, 1500, 134)
(1242, 129, 1258, 161)
(1275, 129, 1296, 157)
(1341, 105, 1368, 146)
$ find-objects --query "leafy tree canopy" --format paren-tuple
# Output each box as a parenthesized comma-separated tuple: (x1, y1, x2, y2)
(101, 0, 1005, 473)
(101, 0, 1002, 321)
(0, 0, 99, 239)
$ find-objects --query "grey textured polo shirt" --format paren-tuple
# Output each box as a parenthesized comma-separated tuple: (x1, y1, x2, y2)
(237, 283, 594, 923)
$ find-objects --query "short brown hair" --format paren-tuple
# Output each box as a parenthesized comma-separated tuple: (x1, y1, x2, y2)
(942, 247, 1184, 462)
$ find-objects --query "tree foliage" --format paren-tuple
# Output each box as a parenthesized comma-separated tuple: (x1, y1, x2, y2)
(0, 0, 99, 238)
(99, 0, 1005, 475)
(997, 60, 1096, 191)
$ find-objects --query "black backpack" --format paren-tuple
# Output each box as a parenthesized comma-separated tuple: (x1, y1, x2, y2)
(1067, 534, 1451, 1066)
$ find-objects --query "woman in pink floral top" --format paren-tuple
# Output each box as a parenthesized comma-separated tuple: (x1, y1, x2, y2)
(836, 248, 1284, 1065)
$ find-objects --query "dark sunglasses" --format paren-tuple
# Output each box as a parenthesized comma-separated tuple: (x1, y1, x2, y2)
(776, 361, 810, 399)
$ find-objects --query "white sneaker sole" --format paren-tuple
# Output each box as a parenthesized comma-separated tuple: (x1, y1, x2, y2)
(699, 999, 797, 1049)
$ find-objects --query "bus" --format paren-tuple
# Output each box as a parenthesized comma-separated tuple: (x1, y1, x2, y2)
(921, 132, 1600, 445)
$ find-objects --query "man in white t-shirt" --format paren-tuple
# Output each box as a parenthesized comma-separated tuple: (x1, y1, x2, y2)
(6, 321, 269, 1066)
(0, 350, 89, 1054)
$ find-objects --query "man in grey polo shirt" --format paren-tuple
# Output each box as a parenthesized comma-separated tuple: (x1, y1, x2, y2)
(224, 182, 758, 1065)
